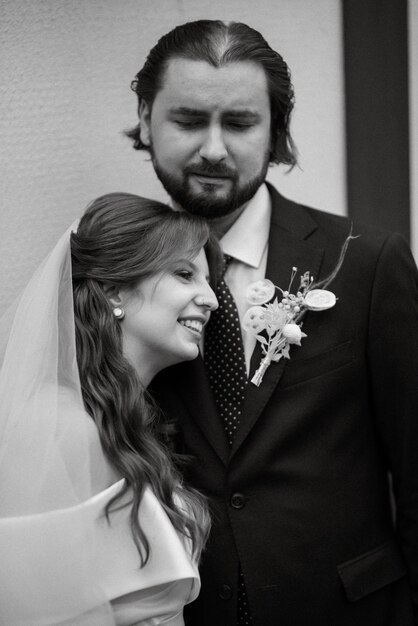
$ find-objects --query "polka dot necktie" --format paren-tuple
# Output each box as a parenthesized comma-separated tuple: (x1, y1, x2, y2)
(204, 255, 253, 625)
(204, 254, 247, 445)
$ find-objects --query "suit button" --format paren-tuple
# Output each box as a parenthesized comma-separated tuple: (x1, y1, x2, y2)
(219, 584, 233, 600)
(231, 493, 245, 509)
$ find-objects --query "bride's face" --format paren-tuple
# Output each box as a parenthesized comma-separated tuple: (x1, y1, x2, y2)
(118, 248, 217, 384)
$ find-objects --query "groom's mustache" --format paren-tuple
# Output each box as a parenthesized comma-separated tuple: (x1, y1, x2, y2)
(184, 162, 239, 181)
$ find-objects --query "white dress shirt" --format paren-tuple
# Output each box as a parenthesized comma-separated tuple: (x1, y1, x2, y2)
(220, 183, 271, 374)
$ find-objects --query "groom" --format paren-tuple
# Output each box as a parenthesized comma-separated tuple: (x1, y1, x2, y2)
(127, 20, 418, 626)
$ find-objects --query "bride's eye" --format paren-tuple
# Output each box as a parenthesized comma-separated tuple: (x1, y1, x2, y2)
(175, 269, 194, 281)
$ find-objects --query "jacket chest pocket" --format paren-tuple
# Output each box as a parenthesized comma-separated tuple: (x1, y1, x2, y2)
(279, 339, 354, 388)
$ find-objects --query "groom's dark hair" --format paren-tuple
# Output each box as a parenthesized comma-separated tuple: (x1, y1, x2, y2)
(126, 19, 297, 167)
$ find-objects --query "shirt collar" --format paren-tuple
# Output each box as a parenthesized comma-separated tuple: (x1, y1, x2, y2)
(220, 183, 271, 269)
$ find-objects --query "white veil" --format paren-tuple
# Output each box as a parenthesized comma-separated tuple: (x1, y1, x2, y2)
(0, 223, 116, 625)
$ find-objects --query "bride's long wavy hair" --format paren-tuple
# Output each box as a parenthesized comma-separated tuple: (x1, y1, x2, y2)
(70, 192, 219, 565)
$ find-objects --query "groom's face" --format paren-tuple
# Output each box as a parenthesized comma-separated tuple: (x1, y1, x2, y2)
(139, 57, 272, 218)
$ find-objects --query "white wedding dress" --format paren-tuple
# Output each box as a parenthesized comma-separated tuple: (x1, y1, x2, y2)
(0, 478, 199, 625)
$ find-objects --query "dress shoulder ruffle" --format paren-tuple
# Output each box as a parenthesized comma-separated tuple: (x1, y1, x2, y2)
(0, 480, 199, 625)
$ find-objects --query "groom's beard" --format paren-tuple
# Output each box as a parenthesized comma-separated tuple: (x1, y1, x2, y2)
(150, 147, 270, 219)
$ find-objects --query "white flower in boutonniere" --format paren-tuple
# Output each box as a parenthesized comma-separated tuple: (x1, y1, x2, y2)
(303, 289, 336, 311)
(244, 232, 355, 387)
(282, 323, 306, 345)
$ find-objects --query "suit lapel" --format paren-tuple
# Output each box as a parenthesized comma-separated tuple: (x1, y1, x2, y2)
(230, 186, 324, 456)
(173, 356, 230, 465)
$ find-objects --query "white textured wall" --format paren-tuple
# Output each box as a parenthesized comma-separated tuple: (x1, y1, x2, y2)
(0, 0, 345, 313)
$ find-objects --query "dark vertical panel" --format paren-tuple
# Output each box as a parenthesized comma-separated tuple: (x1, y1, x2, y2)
(343, 0, 410, 240)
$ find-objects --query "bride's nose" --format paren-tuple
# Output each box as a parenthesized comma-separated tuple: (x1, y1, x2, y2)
(195, 288, 218, 311)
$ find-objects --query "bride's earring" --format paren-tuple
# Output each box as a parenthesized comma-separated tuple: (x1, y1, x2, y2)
(113, 307, 125, 320)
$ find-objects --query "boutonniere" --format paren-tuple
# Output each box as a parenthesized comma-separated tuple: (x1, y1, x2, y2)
(243, 232, 354, 387)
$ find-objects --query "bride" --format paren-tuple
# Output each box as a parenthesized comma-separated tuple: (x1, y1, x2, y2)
(0, 193, 219, 625)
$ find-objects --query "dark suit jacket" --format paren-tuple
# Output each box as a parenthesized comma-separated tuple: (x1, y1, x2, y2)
(152, 186, 418, 625)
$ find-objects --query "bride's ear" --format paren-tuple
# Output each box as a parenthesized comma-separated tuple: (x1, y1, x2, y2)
(103, 284, 123, 309)
(103, 284, 127, 321)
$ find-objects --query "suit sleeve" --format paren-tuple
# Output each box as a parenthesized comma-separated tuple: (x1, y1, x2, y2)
(367, 232, 418, 616)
